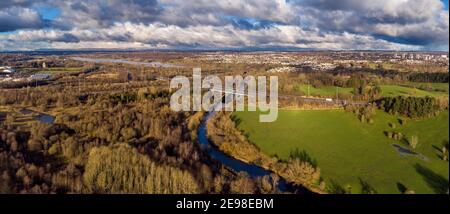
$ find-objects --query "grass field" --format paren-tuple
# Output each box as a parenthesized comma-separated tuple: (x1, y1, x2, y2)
(234, 109, 449, 194)
(295, 84, 448, 98)
(405, 82, 449, 93)
(380, 85, 447, 97)
(296, 85, 353, 97)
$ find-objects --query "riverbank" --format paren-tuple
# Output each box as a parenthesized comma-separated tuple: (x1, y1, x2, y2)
(205, 111, 325, 193)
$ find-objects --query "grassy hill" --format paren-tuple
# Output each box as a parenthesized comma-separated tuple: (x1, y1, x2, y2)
(233, 109, 449, 194)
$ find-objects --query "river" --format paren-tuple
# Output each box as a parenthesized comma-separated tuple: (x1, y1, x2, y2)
(197, 111, 294, 192)
(22, 56, 310, 193)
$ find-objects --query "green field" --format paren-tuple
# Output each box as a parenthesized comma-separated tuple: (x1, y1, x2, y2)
(234, 110, 449, 194)
(405, 83, 449, 93)
(296, 85, 353, 97)
(295, 84, 447, 98)
(380, 85, 446, 97)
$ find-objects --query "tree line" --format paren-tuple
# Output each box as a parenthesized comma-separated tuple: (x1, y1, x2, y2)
(377, 96, 447, 118)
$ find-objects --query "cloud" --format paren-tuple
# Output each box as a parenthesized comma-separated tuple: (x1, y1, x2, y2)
(0, 6, 46, 32)
(49, 0, 161, 29)
(0, 0, 448, 51)
(296, 0, 449, 48)
(156, 0, 295, 27)
(1, 22, 421, 51)
(0, 0, 33, 9)
(300, 0, 444, 23)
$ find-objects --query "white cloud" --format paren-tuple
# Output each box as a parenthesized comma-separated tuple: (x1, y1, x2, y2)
(1, 22, 421, 51)
(0, 6, 45, 32)
(0, 0, 448, 51)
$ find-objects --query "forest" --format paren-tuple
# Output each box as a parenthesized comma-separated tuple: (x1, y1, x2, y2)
(0, 82, 288, 194)
(378, 96, 446, 118)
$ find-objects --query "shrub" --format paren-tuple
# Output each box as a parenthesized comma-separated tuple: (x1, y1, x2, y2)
(385, 131, 394, 139)
(389, 123, 396, 129)
(442, 141, 449, 161)
(408, 135, 419, 149)
(404, 189, 416, 194)
(393, 132, 403, 141)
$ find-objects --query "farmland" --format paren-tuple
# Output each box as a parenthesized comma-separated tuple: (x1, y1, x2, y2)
(294, 84, 447, 98)
(234, 109, 449, 193)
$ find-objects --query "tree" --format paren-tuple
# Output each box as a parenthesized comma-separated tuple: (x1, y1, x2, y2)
(27, 139, 43, 152)
(5, 114, 14, 124)
(378, 96, 442, 119)
(83, 144, 201, 194)
(409, 135, 419, 149)
(230, 173, 256, 194)
(442, 141, 449, 161)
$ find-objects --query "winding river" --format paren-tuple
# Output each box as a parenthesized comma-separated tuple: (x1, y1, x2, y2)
(197, 112, 293, 192)
(19, 107, 305, 192)
(23, 56, 308, 193)
(19, 107, 295, 192)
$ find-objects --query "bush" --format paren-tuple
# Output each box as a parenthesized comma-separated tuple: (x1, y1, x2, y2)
(442, 141, 449, 161)
(393, 132, 403, 141)
(385, 131, 394, 139)
(408, 135, 419, 149)
(389, 123, 396, 129)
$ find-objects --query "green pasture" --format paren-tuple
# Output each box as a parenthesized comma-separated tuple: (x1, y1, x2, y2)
(234, 109, 449, 194)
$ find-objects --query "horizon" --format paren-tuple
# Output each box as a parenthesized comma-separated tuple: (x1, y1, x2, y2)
(0, 0, 449, 52)
(1, 48, 449, 54)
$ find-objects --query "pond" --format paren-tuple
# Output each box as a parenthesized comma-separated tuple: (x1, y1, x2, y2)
(20, 108, 55, 124)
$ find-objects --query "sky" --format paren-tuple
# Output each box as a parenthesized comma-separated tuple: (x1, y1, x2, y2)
(0, 0, 448, 51)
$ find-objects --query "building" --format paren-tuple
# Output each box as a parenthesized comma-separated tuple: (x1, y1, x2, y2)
(29, 74, 50, 81)
(0, 66, 15, 74)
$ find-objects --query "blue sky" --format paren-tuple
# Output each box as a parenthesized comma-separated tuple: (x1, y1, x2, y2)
(444, 0, 449, 9)
(0, 0, 448, 51)
(36, 6, 61, 21)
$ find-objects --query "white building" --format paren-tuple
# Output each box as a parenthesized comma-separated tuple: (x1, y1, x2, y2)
(29, 74, 50, 80)
(0, 66, 15, 73)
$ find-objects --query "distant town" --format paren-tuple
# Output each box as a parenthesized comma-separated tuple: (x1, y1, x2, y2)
(1, 51, 448, 84)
